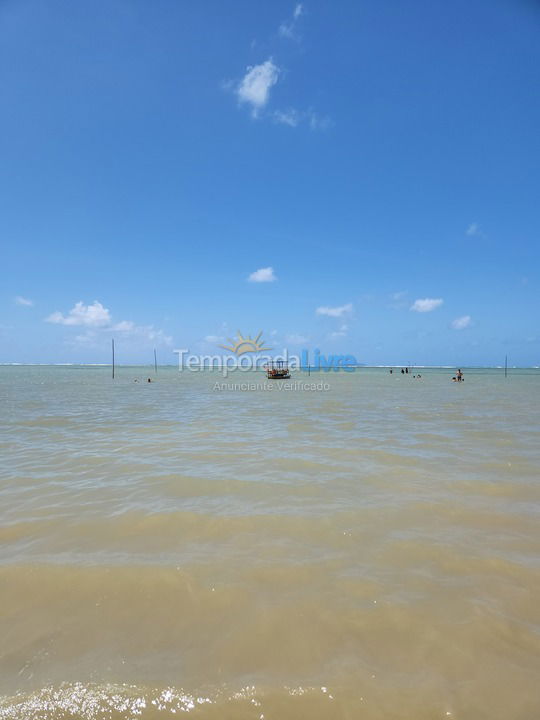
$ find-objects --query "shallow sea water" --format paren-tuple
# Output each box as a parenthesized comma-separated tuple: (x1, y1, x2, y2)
(0, 366, 539, 719)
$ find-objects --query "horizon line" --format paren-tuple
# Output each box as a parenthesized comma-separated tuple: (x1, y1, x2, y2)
(1, 363, 539, 370)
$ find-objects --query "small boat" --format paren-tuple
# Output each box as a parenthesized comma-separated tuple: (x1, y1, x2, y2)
(265, 360, 291, 379)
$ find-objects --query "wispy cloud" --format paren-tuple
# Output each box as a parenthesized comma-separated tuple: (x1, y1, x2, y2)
(236, 59, 279, 117)
(14, 295, 33, 307)
(330, 323, 348, 338)
(46, 300, 172, 345)
(410, 298, 443, 313)
(391, 291, 407, 301)
(279, 3, 304, 40)
(274, 108, 331, 130)
(232, 7, 329, 130)
(248, 266, 277, 283)
(73, 325, 172, 347)
(109, 322, 171, 344)
(451, 315, 472, 330)
(466, 222, 483, 237)
(274, 109, 301, 127)
(308, 111, 331, 130)
(316, 303, 353, 318)
(389, 290, 408, 309)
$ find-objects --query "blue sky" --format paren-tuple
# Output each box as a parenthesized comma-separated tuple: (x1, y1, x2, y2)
(1, 0, 539, 366)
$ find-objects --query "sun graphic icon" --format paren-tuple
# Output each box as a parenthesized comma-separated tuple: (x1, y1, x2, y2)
(219, 330, 272, 356)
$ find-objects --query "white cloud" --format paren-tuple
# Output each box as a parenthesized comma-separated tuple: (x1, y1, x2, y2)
(14, 296, 33, 306)
(316, 303, 353, 318)
(204, 335, 222, 343)
(46, 300, 111, 327)
(248, 266, 277, 283)
(279, 3, 304, 39)
(451, 315, 471, 330)
(410, 298, 443, 313)
(46, 300, 171, 346)
(237, 59, 279, 117)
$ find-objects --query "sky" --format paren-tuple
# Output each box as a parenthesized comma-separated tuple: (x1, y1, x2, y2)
(1, 0, 539, 366)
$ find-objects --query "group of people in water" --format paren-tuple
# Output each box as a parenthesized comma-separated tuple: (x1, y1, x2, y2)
(137, 371, 464, 382)
(389, 367, 422, 378)
(389, 367, 464, 381)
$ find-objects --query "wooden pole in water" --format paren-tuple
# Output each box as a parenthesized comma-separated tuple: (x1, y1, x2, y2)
(154, 348, 157, 375)
(505, 354, 507, 378)
(112, 338, 115, 379)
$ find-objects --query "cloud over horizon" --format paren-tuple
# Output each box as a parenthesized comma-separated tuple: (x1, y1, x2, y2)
(46, 301, 172, 346)
(46, 301, 111, 327)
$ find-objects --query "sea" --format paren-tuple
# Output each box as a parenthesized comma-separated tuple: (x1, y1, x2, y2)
(1, 365, 539, 719)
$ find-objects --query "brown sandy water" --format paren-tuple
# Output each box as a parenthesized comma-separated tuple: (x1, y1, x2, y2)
(0, 366, 539, 719)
